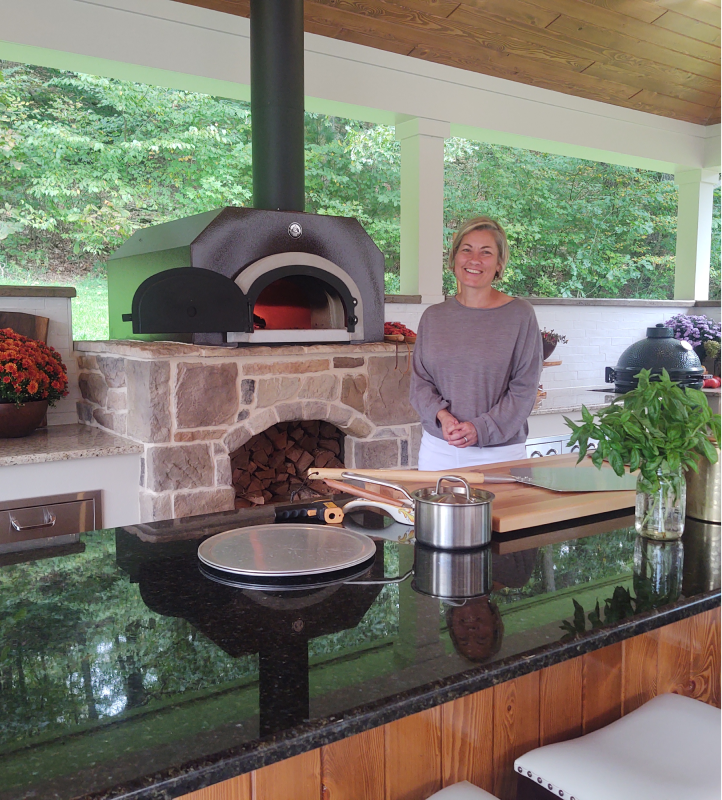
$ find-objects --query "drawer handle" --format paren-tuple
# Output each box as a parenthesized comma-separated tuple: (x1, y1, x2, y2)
(10, 511, 57, 531)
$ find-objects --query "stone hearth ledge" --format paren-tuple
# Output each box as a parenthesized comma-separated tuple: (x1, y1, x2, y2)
(75, 340, 402, 360)
(74, 341, 423, 523)
(0, 423, 143, 466)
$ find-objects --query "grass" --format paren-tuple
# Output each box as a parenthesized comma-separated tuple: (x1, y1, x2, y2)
(0, 263, 109, 340)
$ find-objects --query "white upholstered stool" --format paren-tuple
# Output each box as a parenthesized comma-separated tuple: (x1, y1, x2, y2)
(427, 781, 500, 799)
(514, 692, 721, 800)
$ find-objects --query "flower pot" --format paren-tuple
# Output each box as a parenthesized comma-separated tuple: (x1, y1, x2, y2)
(635, 467, 686, 540)
(0, 400, 49, 438)
(542, 340, 557, 360)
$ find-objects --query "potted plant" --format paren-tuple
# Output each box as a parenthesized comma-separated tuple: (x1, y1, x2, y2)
(664, 313, 721, 375)
(703, 340, 721, 379)
(0, 328, 69, 438)
(540, 329, 568, 361)
(564, 368, 721, 540)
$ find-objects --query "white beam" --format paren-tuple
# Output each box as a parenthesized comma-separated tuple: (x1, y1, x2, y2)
(396, 118, 449, 302)
(0, 0, 714, 171)
(674, 169, 719, 301)
(703, 125, 721, 170)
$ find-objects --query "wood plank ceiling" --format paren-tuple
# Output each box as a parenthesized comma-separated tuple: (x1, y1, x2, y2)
(173, 0, 721, 125)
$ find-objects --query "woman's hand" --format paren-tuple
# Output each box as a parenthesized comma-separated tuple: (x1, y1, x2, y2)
(447, 420, 478, 448)
(438, 410, 478, 448)
(437, 409, 459, 443)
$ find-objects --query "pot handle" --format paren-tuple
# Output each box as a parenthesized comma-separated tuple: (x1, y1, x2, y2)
(341, 472, 415, 505)
(342, 499, 415, 525)
(436, 475, 472, 499)
(346, 568, 413, 586)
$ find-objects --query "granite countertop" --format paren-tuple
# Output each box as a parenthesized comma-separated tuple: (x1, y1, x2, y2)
(0, 423, 143, 466)
(0, 505, 718, 800)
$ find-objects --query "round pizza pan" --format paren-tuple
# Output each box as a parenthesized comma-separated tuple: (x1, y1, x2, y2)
(197, 523, 376, 589)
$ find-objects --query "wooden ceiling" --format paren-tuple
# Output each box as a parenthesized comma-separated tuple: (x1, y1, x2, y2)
(173, 0, 721, 125)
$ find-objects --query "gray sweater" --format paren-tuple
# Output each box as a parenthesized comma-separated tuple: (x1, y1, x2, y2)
(410, 297, 543, 447)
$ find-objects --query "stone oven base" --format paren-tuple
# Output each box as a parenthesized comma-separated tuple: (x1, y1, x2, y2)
(74, 340, 421, 522)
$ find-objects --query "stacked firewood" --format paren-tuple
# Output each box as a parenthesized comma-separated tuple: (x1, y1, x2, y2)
(231, 420, 344, 507)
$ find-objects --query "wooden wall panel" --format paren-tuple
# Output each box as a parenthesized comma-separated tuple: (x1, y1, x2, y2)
(539, 657, 583, 745)
(253, 750, 321, 800)
(622, 628, 659, 714)
(690, 608, 722, 708)
(181, 774, 252, 800)
(581, 641, 623, 734)
(321, 726, 385, 800)
(441, 686, 495, 793)
(657, 616, 692, 696)
(492, 671, 540, 800)
(176, 610, 720, 800)
(385, 707, 442, 800)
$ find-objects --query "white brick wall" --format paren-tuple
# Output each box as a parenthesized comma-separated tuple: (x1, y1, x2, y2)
(385, 300, 714, 389)
(0, 295, 81, 425)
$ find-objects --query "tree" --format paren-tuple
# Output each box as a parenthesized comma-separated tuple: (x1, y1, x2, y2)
(444, 140, 680, 298)
(2, 60, 718, 302)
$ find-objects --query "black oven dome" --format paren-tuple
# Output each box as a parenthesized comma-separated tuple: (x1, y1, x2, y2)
(605, 323, 704, 393)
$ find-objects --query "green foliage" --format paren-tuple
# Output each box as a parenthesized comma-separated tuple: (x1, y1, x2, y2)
(444, 140, 682, 298)
(1, 60, 719, 308)
(711, 185, 721, 301)
(560, 572, 680, 639)
(564, 368, 722, 492)
(0, 62, 399, 281)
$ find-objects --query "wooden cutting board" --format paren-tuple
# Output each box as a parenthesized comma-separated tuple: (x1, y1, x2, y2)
(360, 453, 636, 534)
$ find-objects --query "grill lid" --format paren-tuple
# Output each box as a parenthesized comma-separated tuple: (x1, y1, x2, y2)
(606, 323, 704, 393)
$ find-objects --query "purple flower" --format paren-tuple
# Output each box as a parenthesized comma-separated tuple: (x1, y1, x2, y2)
(664, 313, 721, 346)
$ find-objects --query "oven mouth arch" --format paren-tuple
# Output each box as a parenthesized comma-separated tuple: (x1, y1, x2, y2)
(233, 252, 364, 340)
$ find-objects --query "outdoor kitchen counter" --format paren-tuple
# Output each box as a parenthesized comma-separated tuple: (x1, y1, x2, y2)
(0, 423, 143, 467)
(0, 507, 719, 800)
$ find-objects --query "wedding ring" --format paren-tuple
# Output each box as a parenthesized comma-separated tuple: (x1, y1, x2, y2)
(463, 436, 468, 443)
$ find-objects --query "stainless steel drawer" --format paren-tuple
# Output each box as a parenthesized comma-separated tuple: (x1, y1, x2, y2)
(0, 492, 101, 553)
(526, 440, 563, 458)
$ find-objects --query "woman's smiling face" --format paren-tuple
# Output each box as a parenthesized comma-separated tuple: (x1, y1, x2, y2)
(454, 228, 500, 291)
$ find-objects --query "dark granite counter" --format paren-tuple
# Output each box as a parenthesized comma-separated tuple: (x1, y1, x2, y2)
(0, 505, 719, 800)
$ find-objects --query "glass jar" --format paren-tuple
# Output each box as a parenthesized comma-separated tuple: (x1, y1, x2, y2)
(633, 536, 683, 608)
(635, 467, 686, 540)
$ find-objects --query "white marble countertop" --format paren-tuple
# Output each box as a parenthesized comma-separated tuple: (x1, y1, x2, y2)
(530, 384, 721, 417)
(530, 386, 613, 416)
(0, 423, 143, 466)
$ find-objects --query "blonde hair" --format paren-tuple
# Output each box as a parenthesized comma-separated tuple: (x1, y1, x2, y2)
(448, 216, 509, 281)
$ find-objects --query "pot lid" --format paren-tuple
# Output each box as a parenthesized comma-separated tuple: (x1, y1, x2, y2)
(414, 478, 495, 506)
(197, 524, 376, 589)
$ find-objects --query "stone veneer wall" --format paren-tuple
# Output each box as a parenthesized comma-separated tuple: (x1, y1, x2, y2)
(74, 341, 421, 523)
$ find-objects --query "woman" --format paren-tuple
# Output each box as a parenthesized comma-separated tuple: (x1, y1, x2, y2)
(410, 216, 542, 470)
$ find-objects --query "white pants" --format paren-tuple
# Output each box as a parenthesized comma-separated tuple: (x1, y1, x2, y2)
(417, 430, 527, 470)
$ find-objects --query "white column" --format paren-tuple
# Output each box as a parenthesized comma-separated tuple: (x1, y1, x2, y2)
(395, 117, 450, 303)
(674, 168, 719, 300)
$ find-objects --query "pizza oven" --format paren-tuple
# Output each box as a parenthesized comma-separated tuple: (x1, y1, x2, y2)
(107, 0, 384, 347)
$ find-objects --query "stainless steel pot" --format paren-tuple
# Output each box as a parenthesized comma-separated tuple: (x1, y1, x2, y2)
(686, 448, 721, 523)
(342, 472, 495, 549)
(412, 543, 492, 600)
